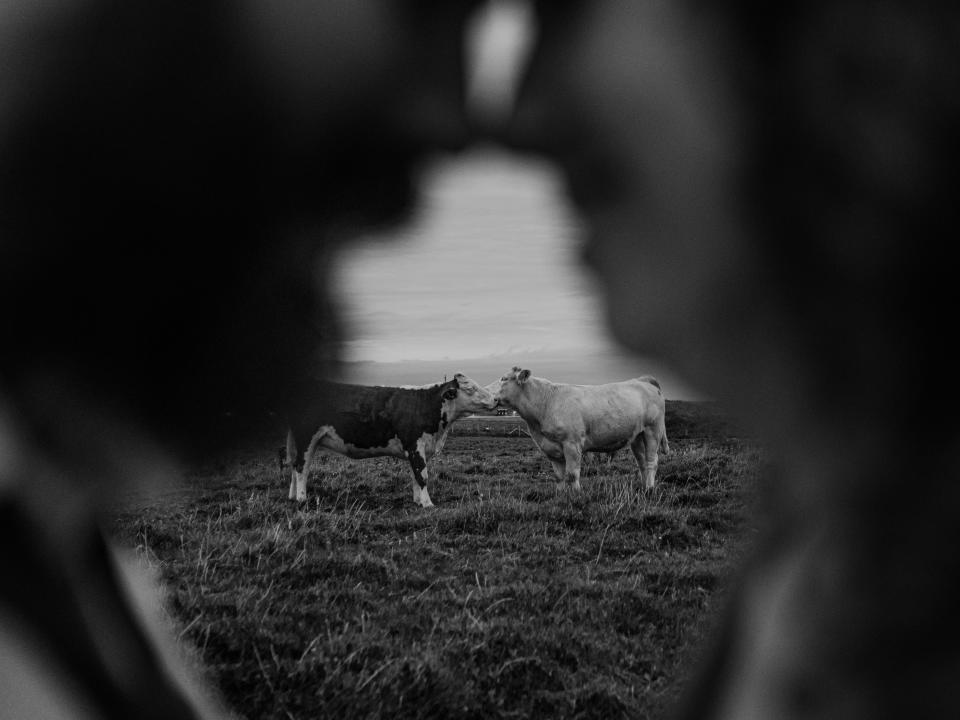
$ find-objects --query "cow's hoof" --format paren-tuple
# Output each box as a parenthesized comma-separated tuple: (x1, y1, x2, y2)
(415, 486, 434, 508)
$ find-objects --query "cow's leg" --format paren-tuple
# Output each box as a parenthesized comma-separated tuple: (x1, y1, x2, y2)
(562, 443, 583, 491)
(289, 427, 339, 502)
(418, 466, 434, 508)
(286, 429, 300, 500)
(643, 426, 661, 489)
(535, 436, 566, 484)
(548, 458, 567, 495)
(296, 441, 319, 503)
(633, 426, 661, 490)
(407, 449, 434, 508)
(288, 469, 298, 500)
(629, 434, 647, 490)
(289, 454, 309, 503)
(549, 459, 566, 481)
(290, 463, 310, 503)
(289, 429, 324, 503)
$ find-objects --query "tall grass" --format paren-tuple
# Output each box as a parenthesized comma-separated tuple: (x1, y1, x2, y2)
(111, 413, 760, 720)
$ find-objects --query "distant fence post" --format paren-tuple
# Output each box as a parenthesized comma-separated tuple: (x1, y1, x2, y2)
(453, 415, 528, 437)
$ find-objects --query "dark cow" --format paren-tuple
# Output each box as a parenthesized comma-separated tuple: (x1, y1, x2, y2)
(286, 373, 496, 507)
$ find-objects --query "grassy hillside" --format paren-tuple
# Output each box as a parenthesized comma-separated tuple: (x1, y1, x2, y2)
(109, 402, 761, 719)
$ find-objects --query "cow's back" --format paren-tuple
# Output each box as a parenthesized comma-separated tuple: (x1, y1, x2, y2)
(552, 378, 662, 417)
(541, 378, 663, 449)
(291, 383, 397, 450)
(291, 381, 449, 452)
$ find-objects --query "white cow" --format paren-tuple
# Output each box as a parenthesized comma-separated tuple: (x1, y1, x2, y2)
(491, 367, 668, 490)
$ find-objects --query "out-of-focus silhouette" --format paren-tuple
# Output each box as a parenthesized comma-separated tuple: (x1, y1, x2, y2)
(0, 1, 482, 717)
(503, 1, 960, 718)
(5, 0, 960, 718)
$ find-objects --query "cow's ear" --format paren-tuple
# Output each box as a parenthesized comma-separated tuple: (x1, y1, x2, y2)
(454, 373, 476, 394)
(517, 369, 531, 384)
(443, 387, 458, 400)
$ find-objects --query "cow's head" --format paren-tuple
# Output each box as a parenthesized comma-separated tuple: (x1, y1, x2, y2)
(441, 372, 498, 422)
(491, 366, 531, 409)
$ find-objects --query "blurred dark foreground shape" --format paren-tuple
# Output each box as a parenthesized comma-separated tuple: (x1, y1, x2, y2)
(3, 0, 960, 718)
(0, 1, 482, 716)
(501, 1, 960, 718)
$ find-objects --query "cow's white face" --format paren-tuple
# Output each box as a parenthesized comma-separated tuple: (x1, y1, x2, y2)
(491, 366, 531, 409)
(441, 372, 498, 420)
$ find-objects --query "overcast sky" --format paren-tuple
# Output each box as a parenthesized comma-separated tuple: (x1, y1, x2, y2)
(331, 148, 702, 400)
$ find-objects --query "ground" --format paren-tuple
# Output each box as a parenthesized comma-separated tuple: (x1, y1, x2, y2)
(109, 401, 762, 720)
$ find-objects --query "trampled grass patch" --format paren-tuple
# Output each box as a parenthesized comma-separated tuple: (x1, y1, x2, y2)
(109, 404, 762, 719)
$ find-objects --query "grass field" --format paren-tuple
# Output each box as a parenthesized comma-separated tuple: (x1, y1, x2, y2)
(109, 401, 761, 720)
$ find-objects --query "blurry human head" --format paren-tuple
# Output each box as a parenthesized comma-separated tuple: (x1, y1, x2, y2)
(505, 2, 960, 718)
(0, 0, 483, 455)
(503, 0, 959, 452)
(503, 0, 743, 370)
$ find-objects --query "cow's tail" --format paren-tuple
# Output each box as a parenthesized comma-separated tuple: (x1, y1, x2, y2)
(285, 427, 297, 466)
(659, 422, 670, 454)
(637, 376, 670, 454)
